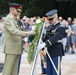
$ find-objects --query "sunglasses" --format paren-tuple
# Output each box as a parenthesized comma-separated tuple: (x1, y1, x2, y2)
(23, 20, 26, 21)
(48, 17, 54, 21)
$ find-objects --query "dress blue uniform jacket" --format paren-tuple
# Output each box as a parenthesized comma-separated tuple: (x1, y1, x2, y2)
(42, 22, 67, 57)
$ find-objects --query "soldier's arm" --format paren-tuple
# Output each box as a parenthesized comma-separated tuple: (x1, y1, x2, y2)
(4, 17, 34, 36)
(44, 27, 66, 47)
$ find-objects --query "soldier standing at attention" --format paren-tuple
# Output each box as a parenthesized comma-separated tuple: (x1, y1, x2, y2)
(2, 3, 35, 75)
(38, 9, 67, 75)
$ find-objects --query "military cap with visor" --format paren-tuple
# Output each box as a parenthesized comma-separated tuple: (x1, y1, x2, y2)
(45, 9, 58, 20)
(10, 3, 22, 12)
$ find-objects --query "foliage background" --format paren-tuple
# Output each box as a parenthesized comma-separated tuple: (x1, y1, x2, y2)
(0, 0, 76, 19)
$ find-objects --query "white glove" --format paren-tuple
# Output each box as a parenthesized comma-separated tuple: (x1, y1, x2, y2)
(37, 43, 46, 50)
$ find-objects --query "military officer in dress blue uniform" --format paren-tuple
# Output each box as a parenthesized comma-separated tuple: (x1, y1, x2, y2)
(2, 3, 35, 75)
(38, 9, 67, 75)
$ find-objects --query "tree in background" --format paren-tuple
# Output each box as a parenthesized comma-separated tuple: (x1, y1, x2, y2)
(25, 0, 76, 18)
(0, 0, 76, 19)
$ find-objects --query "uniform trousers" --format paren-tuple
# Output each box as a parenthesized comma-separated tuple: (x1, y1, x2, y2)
(18, 54, 22, 74)
(2, 54, 20, 75)
(41, 60, 46, 74)
(46, 55, 62, 75)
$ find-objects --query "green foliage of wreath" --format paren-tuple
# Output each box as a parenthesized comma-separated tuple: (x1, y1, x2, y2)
(27, 19, 44, 64)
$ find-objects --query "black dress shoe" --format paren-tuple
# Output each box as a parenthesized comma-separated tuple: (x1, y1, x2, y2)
(41, 73, 46, 75)
(71, 51, 75, 54)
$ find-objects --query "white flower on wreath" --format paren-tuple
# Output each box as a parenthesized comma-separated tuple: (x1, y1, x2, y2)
(36, 19, 41, 24)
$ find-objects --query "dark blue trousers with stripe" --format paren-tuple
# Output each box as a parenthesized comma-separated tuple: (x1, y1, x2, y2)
(46, 55, 62, 75)
(41, 60, 46, 74)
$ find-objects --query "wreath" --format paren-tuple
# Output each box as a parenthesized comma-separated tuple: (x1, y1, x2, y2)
(27, 19, 44, 64)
